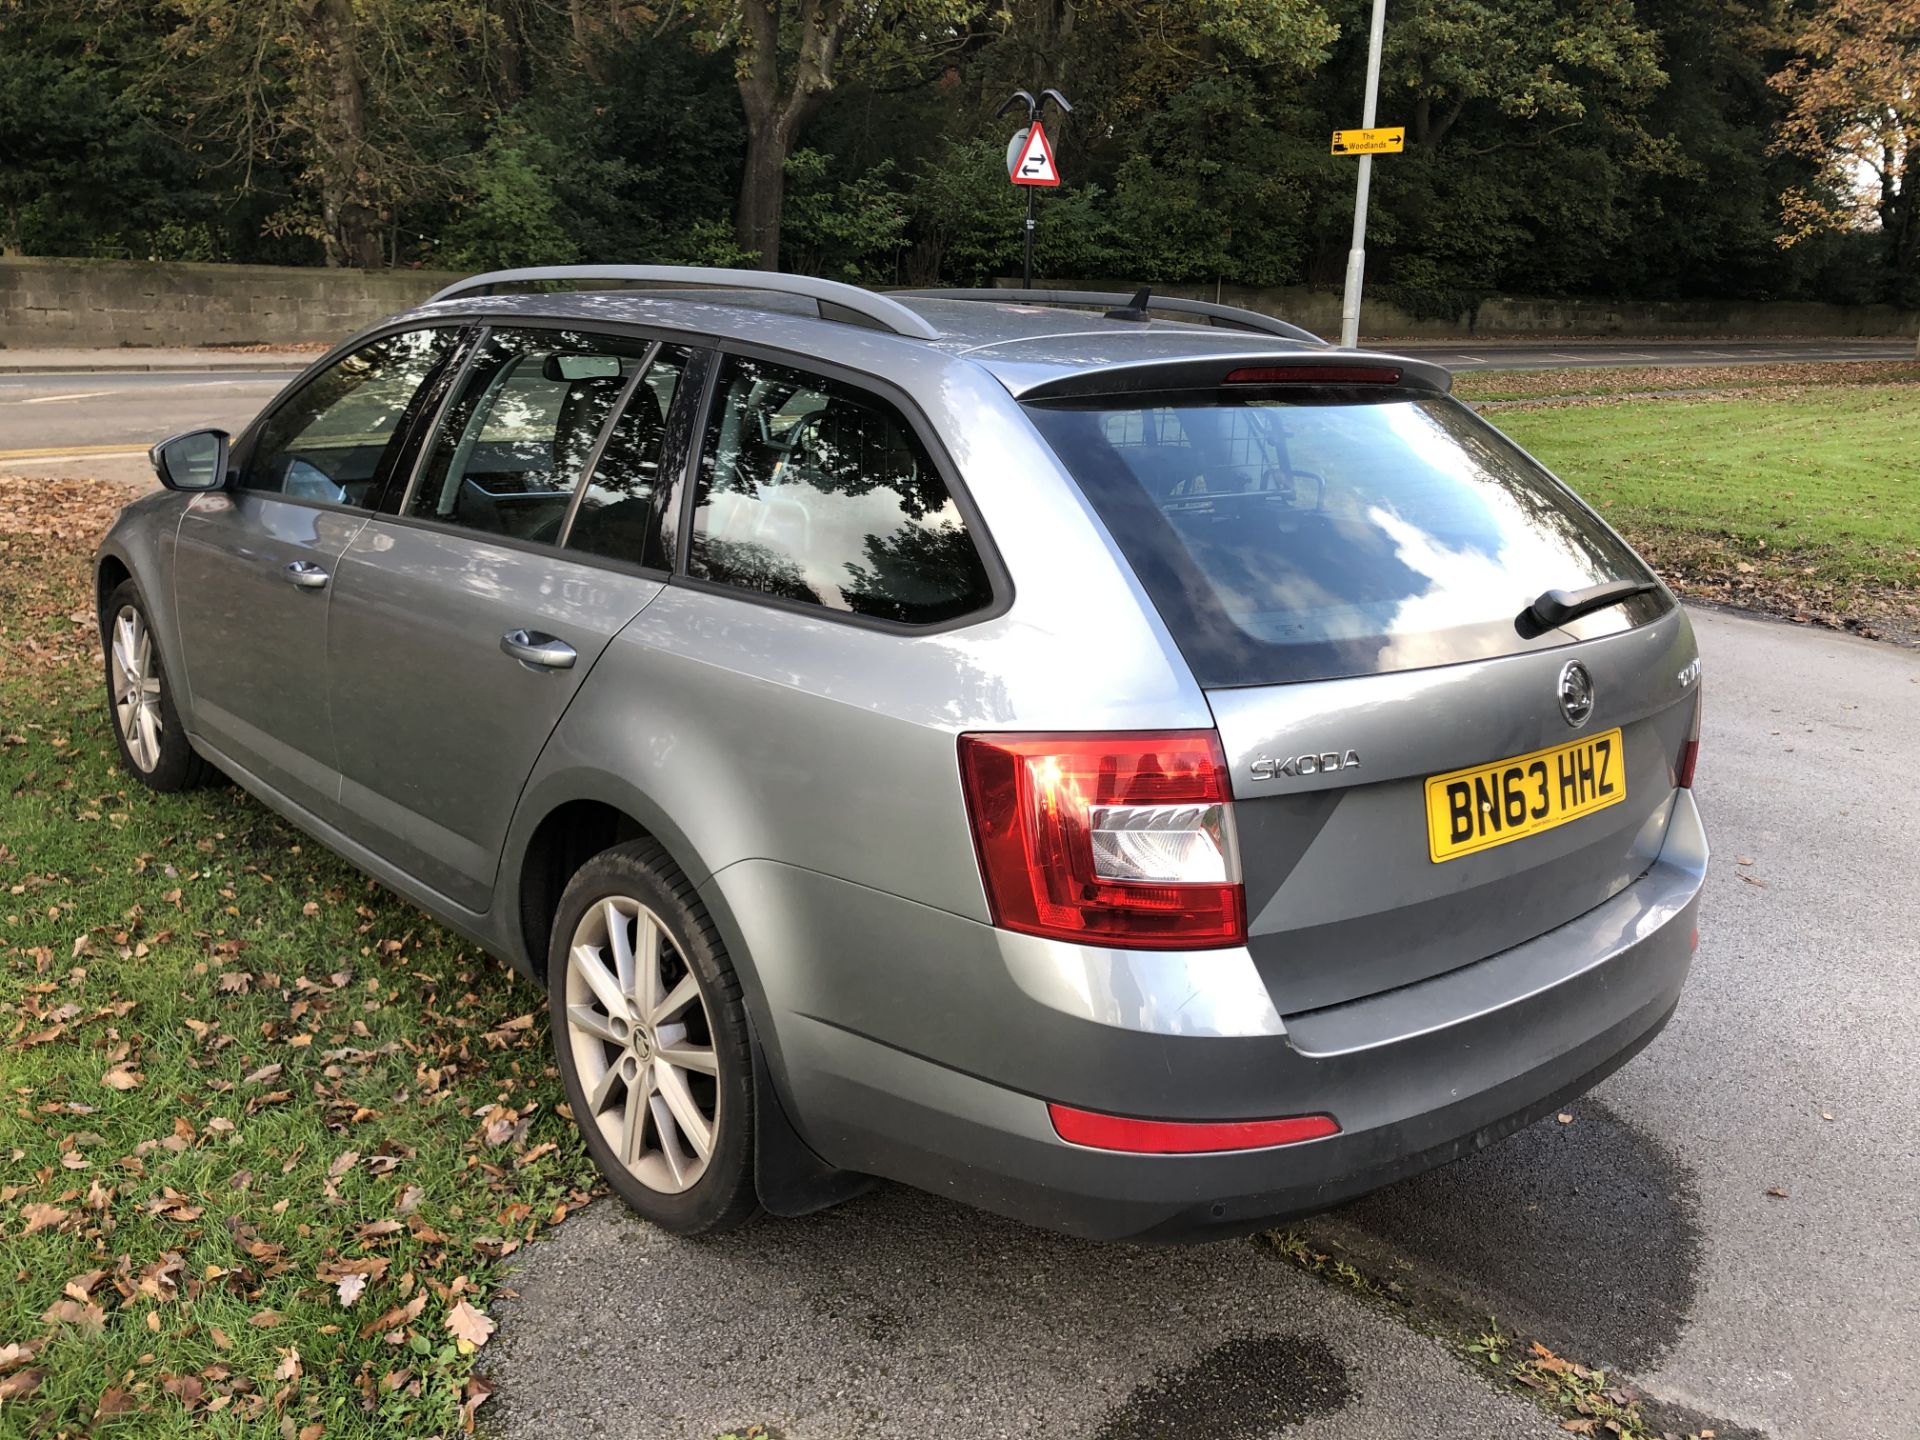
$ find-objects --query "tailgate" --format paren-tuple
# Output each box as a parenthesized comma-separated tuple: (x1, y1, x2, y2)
(1210, 606, 1701, 1015)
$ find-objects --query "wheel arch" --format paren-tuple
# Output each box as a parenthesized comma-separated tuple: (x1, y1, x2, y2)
(504, 776, 864, 1215)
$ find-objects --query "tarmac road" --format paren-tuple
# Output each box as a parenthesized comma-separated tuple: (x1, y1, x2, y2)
(482, 609, 1920, 1440)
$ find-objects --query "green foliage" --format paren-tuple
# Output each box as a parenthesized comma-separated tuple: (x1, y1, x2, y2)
(781, 150, 910, 281)
(0, 0, 1901, 318)
(441, 128, 579, 271)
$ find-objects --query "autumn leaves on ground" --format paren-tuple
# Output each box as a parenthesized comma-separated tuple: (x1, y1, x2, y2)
(0, 480, 599, 1435)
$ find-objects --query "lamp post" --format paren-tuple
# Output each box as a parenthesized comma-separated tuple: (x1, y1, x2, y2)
(1339, 0, 1389, 348)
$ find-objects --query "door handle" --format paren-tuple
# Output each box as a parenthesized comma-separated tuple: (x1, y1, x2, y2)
(501, 629, 577, 670)
(284, 561, 330, 590)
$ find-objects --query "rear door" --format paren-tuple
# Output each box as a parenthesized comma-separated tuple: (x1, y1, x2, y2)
(1026, 380, 1700, 1013)
(172, 326, 461, 819)
(324, 326, 699, 912)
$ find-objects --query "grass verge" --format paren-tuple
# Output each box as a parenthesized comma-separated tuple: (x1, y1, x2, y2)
(1486, 378, 1920, 642)
(0, 477, 599, 1437)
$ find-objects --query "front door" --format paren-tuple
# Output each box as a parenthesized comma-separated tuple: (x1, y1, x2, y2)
(173, 327, 461, 820)
(325, 327, 697, 912)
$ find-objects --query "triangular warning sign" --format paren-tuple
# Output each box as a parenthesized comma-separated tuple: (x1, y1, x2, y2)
(1011, 121, 1061, 187)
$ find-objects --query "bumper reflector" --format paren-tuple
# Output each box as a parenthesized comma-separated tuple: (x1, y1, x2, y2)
(1048, 1104, 1339, 1154)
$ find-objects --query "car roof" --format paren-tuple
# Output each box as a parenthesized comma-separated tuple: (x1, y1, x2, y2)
(394, 288, 1451, 397)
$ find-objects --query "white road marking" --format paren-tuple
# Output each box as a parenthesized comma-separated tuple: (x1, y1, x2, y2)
(19, 390, 114, 405)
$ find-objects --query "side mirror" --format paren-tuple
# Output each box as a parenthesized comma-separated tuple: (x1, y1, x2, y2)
(149, 429, 231, 492)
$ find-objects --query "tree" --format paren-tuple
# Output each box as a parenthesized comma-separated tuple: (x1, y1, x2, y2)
(1771, 0, 1920, 332)
(699, 0, 982, 269)
(158, 0, 509, 266)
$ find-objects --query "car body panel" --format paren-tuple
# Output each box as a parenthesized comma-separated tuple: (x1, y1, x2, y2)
(172, 490, 368, 822)
(325, 517, 666, 911)
(1210, 604, 1700, 1011)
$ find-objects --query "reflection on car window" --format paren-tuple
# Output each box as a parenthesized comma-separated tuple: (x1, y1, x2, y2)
(244, 328, 455, 508)
(1029, 392, 1665, 685)
(687, 354, 993, 626)
(409, 328, 651, 544)
(563, 345, 692, 569)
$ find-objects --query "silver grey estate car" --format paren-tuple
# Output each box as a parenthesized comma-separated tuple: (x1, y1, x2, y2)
(97, 267, 1707, 1241)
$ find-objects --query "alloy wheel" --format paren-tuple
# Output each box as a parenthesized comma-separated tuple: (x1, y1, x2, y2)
(109, 605, 163, 773)
(563, 896, 722, 1194)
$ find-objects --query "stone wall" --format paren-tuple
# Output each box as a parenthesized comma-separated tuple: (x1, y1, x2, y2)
(0, 258, 464, 349)
(1, 256, 1913, 347)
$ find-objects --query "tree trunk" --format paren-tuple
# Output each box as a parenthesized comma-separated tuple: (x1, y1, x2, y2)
(737, 117, 790, 270)
(301, 0, 383, 268)
(732, 0, 846, 270)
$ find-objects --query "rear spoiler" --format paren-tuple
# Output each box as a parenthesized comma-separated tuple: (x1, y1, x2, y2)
(1011, 351, 1453, 402)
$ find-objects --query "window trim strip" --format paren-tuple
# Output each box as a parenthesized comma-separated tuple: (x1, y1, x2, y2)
(555, 340, 662, 551)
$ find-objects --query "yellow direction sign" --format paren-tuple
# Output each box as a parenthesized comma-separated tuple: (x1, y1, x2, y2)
(1332, 126, 1404, 156)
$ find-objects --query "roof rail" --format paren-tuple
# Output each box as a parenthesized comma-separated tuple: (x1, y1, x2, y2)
(891, 287, 1327, 346)
(423, 265, 941, 341)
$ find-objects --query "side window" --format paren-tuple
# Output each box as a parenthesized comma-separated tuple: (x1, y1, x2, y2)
(687, 354, 994, 626)
(562, 344, 693, 569)
(407, 327, 650, 543)
(244, 328, 455, 507)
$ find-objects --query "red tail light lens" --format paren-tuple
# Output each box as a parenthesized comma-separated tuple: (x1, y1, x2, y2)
(1049, 1103, 1338, 1153)
(958, 731, 1245, 949)
(1677, 686, 1702, 789)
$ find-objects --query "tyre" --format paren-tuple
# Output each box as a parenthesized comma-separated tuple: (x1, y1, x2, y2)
(102, 579, 212, 793)
(546, 838, 758, 1234)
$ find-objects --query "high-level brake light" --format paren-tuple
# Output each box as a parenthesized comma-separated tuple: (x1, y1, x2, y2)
(958, 731, 1245, 949)
(1222, 364, 1402, 386)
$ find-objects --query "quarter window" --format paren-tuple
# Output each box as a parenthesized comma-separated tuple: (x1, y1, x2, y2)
(244, 327, 455, 508)
(687, 355, 993, 626)
(408, 328, 651, 543)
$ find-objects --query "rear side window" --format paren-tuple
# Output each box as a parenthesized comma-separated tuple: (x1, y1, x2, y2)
(1027, 391, 1666, 686)
(409, 327, 652, 543)
(687, 354, 993, 626)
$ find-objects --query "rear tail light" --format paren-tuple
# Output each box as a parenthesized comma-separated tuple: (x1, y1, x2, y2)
(958, 731, 1245, 949)
(1048, 1103, 1338, 1154)
(1677, 686, 1702, 788)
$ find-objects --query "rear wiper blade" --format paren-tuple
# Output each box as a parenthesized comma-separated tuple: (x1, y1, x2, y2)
(1517, 579, 1659, 637)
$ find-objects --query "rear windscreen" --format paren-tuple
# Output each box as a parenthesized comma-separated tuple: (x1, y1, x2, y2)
(1026, 390, 1667, 687)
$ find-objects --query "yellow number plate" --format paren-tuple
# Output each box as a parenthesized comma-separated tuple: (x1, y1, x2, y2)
(1424, 728, 1626, 863)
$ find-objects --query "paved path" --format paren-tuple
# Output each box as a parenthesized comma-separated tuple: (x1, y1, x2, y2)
(483, 608, 1920, 1440)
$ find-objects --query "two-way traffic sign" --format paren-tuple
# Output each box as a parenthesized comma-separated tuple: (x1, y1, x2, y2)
(1010, 122, 1061, 187)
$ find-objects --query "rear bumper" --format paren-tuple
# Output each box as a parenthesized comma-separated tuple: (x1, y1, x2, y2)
(712, 791, 1706, 1242)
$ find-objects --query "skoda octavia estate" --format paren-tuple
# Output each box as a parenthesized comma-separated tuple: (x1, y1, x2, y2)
(97, 268, 1706, 1240)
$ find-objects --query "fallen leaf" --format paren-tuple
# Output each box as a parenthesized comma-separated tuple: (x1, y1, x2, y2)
(20, 1202, 69, 1235)
(1766, 1185, 1790, 1199)
(445, 1299, 494, 1351)
(336, 1273, 367, 1308)
(100, 1063, 144, 1091)
(0, 1369, 45, 1402)
(40, 1299, 107, 1334)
